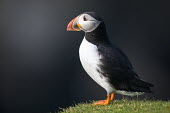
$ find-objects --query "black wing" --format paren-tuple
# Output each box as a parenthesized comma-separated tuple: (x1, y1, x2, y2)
(98, 44, 153, 92)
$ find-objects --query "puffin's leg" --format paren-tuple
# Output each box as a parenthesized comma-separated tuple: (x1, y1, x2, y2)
(95, 93, 115, 103)
(110, 93, 115, 101)
(93, 94, 111, 105)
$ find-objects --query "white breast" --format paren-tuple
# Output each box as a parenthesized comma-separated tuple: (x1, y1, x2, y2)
(79, 37, 115, 94)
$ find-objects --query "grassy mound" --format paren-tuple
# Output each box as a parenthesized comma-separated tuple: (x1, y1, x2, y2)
(60, 99, 170, 113)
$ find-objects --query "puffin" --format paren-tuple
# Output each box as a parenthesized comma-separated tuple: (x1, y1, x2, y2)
(67, 12, 154, 105)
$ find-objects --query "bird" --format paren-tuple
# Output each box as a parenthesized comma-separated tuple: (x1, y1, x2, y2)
(66, 12, 154, 105)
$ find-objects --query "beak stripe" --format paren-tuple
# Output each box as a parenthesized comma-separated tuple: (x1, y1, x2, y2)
(67, 16, 81, 31)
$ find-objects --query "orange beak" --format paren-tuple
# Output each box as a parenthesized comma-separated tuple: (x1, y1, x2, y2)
(67, 17, 81, 31)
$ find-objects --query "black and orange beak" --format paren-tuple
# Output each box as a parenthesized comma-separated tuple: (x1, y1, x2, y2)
(67, 17, 81, 31)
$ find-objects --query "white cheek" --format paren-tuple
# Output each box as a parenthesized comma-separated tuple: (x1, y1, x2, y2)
(79, 21, 101, 32)
(82, 21, 95, 31)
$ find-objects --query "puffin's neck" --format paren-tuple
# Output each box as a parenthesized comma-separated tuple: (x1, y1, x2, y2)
(85, 22, 110, 45)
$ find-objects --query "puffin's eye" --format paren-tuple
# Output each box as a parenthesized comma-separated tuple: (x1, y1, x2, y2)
(83, 16, 87, 21)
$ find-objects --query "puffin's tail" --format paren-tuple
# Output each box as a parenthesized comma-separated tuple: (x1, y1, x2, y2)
(129, 77, 154, 93)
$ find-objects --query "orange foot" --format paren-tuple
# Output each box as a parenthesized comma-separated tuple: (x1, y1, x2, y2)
(93, 93, 114, 105)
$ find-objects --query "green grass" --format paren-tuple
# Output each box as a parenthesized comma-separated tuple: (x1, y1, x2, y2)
(60, 99, 170, 113)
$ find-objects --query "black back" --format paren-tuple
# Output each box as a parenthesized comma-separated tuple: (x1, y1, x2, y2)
(84, 14, 154, 92)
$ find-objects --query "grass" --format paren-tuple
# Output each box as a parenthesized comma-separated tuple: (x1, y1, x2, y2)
(60, 99, 170, 113)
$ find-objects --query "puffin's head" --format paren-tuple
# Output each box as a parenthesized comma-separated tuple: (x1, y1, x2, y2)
(67, 12, 102, 32)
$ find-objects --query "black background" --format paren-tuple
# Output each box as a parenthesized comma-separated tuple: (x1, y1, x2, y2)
(0, 0, 170, 113)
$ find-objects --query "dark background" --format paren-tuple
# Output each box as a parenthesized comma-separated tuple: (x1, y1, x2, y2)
(0, 0, 170, 113)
